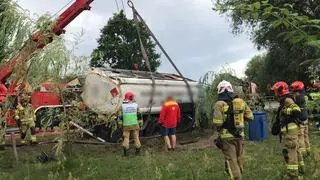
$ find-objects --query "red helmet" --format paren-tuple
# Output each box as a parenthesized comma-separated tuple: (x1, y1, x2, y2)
(290, 81, 304, 92)
(272, 81, 289, 96)
(124, 91, 134, 102)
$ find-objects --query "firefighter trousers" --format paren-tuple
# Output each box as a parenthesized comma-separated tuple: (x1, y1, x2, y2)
(20, 120, 36, 142)
(221, 138, 244, 180)
(282, 129, 299, 179)
(122, 129, 141, 150)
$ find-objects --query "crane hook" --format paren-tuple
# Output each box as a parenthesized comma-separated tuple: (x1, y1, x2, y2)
(127, 0, 134, 8)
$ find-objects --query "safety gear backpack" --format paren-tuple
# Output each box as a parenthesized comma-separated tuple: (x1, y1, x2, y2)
(221, 98, 246, 138)
(294, 93, 308, 122)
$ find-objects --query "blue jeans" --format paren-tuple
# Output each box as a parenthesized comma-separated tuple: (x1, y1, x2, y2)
(161, 126, 176, 136)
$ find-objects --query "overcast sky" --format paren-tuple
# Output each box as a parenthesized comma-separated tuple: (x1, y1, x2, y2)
(17, 0, 260, 80)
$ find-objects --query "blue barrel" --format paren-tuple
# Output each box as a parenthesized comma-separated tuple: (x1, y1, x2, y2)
(248, 112, 268, 141)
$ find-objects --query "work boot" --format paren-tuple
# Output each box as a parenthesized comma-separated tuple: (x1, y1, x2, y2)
(20, 140, 26, 145)
(135, 148, 141, 156)
(284, 175, 300, 180)
(123, 148, 128, 157)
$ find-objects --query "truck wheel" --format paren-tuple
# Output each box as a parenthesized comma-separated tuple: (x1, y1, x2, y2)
(93, 124, 122, 142)
(110, 128, 122, 143)
(36, 109, 53, 129)
(36, 108, 61, 130)
(144, 121, 160, 136)
(199, 112, 209, 129)
(177, 113, 195, 133)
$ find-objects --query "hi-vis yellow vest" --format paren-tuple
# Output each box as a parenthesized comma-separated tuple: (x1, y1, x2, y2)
(122, 103, 138, 126)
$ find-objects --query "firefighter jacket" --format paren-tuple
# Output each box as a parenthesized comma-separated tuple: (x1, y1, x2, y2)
(14, 103, 35, 123)
(279, 97, 301, 134)
(158, 100, 181, 128)
(213, 98, 253, 139)
(119, 102, 142, 130)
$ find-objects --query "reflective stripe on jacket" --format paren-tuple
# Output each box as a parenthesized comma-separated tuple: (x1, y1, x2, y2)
(280, 97, 301, 134)
(281, 123, 298, 133)
(14, 103, 35, 122)
(121, 103, 139, 126)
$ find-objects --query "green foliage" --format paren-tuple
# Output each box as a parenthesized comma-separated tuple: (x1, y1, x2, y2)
(213, 0, 320, 49)
(245, 54, 268, 91)
(0, 0, 32, 62)
(90, 10, 161, 71)
(197, 67, 242, 125)
(1, 132, 320, 179)
(0, 2, 91, 161)
(213, 0, 320, 88)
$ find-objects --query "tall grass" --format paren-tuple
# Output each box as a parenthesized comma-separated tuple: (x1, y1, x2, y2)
(1, 129, 319, 179)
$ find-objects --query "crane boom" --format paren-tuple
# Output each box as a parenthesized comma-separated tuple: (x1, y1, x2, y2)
(0, 0, 94, 97)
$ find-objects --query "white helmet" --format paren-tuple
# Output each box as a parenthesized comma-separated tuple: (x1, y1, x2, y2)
(217, 80, 234, 94)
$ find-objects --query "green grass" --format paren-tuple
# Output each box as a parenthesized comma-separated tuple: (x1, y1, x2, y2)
(0, 130, 320, 180)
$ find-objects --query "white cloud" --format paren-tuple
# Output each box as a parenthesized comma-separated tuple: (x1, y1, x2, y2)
(17, 0, 259, 80)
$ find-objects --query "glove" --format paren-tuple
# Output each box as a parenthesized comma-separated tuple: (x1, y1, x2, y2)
(282, 108, 292, 115)
(139, 120, 143, 127)
(118, 121, 123, 128)
(214, 137, 223, 149)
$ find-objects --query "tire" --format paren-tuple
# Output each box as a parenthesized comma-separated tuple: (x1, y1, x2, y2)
(144, 121, 160, 136)
(110, 128, 122, 143)
(36, 108, 61, 129)
(93, 124, 122, 142)
(177, 113, 195, 133)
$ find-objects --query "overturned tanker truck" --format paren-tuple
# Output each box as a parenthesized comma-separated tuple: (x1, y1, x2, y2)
(80, 68, 201, 142)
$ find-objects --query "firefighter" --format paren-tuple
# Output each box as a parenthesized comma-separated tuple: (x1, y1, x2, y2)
(158, 96, 181, 151)
(272, 81, 302, 179)
(290, 81, 311, 158)
(119, 91, 143, 156)
(213, 80, 253, 180)
(15, 93, 37, 144)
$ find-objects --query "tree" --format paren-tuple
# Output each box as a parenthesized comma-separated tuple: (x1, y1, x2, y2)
(90, 10, 161, 72)
(212, 1, 320, 88)
(245, 54, 268, 89)
(0, 0, 32, 62)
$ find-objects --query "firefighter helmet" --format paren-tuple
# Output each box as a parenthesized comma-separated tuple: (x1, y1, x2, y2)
(217, 80, 234, 94)
(272, 81, 289, 96)
(124, 91, 135, 102)
(291, 81, 304, 92)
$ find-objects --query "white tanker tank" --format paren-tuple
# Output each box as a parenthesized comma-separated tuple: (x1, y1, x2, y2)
(82, 68, 201, 116)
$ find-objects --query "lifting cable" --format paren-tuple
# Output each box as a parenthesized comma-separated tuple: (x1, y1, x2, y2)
(51, 0, 74, 19)
(114, 0, 120, 12)
(130, 4, 156, 123)
(127, 1, 195, 105)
